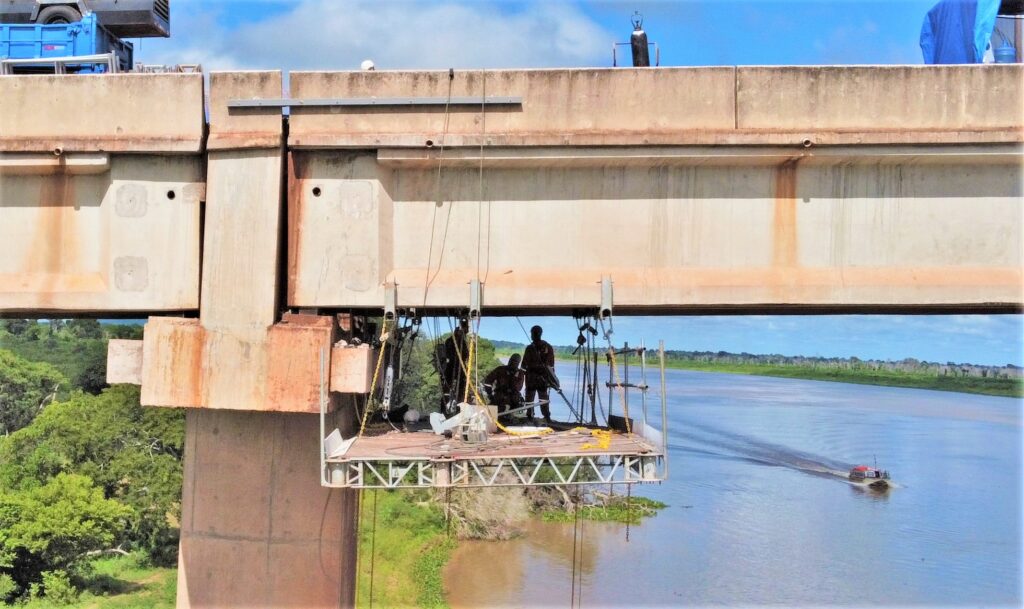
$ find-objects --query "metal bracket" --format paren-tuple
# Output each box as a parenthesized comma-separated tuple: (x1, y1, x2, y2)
(469, 279, 483, 320)
(227, 96, 523, 110)
(599, 277, 614, 321)
(383, 281, 397, 322)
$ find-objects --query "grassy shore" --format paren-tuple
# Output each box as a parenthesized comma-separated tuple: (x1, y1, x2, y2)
(541, 495, 667, 525)
(657, 360, 1023, 398)
(495, 348, 1022, 398)
(21, 554, 175, 609)
(356, 490, 454, 609)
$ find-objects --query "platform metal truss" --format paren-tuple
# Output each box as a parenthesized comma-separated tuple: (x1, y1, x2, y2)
(324, 452, 665, 489)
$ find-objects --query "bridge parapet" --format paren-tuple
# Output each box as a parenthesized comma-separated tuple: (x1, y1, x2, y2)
(287, 65, 1024, 148)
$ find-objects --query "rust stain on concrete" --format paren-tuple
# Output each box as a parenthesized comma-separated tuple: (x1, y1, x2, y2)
(27, 158, 79, 306)
(773, 159, 799, 269)
(286, 152, 305, 307)
(141, 317, 205, 408)
(265, 314, 336, 413)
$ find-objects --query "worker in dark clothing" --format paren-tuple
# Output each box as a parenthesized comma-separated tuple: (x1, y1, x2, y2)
(437, 321, 469, 411)
(484, 354, 524, 422)
(522, 325, 557, 424)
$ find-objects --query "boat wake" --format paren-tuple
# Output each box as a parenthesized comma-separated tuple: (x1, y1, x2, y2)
(669, 421, 872, 485)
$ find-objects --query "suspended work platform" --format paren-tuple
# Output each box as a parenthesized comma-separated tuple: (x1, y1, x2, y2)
(318, 324, 671, 490)
(322, 426, 666, 489)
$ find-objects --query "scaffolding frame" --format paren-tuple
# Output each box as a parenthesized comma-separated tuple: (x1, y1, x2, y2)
(325, 452, 664, 489)
(319, 338, 670, 490)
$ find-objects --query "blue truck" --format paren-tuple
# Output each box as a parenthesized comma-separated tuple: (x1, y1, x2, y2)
(0, 1, 168, 73)
(0, 12, 132, 73)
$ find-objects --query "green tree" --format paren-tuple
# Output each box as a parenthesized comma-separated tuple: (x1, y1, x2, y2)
(0, 320, 30, 336)
(0, 386, 184, 566)
(0, 350, 67, 436)
(105, 323, 144, 340)
(0, 329, 109, 396)
(0, 473, 132, 597)
(66, 319, 103, 340)
(73, 345, 108, 395)
(393, 335, 503, 414)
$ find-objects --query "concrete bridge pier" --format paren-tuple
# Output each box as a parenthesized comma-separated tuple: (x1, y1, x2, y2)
(175, 72, 358, 608)
(177, 410, 357, 609)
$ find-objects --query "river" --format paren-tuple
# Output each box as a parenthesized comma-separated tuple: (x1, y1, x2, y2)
(444, 365, 1023, 607)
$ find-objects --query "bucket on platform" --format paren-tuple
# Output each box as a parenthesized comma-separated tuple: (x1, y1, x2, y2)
(995, 43, 1017, 63)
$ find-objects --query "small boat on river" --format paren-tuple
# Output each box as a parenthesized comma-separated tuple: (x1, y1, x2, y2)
(849, 465, 891, 490)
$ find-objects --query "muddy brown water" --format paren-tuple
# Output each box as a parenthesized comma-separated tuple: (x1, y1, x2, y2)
(444, 366, 1022, 607)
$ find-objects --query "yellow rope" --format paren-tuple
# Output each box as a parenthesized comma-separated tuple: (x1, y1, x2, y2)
(582, 429, 613, 450)
(462, 331, 475, 404)
(358, 318, 391, 438)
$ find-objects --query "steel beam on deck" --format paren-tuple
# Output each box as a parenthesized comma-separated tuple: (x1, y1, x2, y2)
(228, 96, 522, 109)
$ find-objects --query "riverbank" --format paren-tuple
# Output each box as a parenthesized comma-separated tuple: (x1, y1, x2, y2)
(655, 360, 1023, 398)
(354, 488, 665, 608)
(355, 490, 453, 609)
(496, 348, 1021, 398)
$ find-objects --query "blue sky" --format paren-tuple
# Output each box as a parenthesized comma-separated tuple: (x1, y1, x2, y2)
(134, 1, 1023, 367)
(475, 315, 1024, 367)
(136, 0, 940, 69)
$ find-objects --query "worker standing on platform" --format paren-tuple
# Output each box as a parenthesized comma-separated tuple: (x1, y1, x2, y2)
(522, 325, 557, 424)
(438, 320, 470, 411)
(483, 354, 525, 422)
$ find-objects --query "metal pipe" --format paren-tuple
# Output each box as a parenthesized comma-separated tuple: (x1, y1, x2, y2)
(606, 382, 648, 389)
(640, 339, 648, 430)
(607, 348, 614, 421)
(623, 341, 630, 423)
(227, 96, 523, 109)
(659, 340, 669, 479)
(319, 347, 327, 486)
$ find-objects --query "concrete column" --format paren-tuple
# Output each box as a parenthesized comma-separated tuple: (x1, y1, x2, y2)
(176, 71, 360, 608)
(177, 410, 357, 609)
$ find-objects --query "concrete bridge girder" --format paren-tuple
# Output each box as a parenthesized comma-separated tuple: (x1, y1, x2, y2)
(288, 148, 1023, 312)
(0, 153, 203, 313)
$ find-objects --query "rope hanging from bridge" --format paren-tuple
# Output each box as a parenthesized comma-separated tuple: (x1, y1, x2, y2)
(570, 493, 581, 608)
(421, 69, 455, 308)
(358, 318, 392, 438)
(368, 488, 379, 609)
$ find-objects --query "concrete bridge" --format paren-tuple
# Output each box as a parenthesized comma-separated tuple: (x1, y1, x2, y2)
(1, 65, 1021, 608)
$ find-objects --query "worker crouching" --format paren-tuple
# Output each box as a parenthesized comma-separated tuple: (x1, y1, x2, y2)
(483, 353, 525, 423)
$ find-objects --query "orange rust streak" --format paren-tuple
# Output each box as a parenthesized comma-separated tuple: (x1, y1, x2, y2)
(0, 273, 107, 293)
(773, 160, 799, 268)
(265, 320, 335, 413)
(286, 152, 304, 307)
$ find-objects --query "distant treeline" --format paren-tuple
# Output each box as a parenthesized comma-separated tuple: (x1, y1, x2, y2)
(493, 339, 1023, 397)
(495, 339, 1021, 381)
(658, 350, 1023, 380)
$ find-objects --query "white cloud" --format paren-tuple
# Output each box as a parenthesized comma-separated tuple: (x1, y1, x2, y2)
(137, 0, 613, 71)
